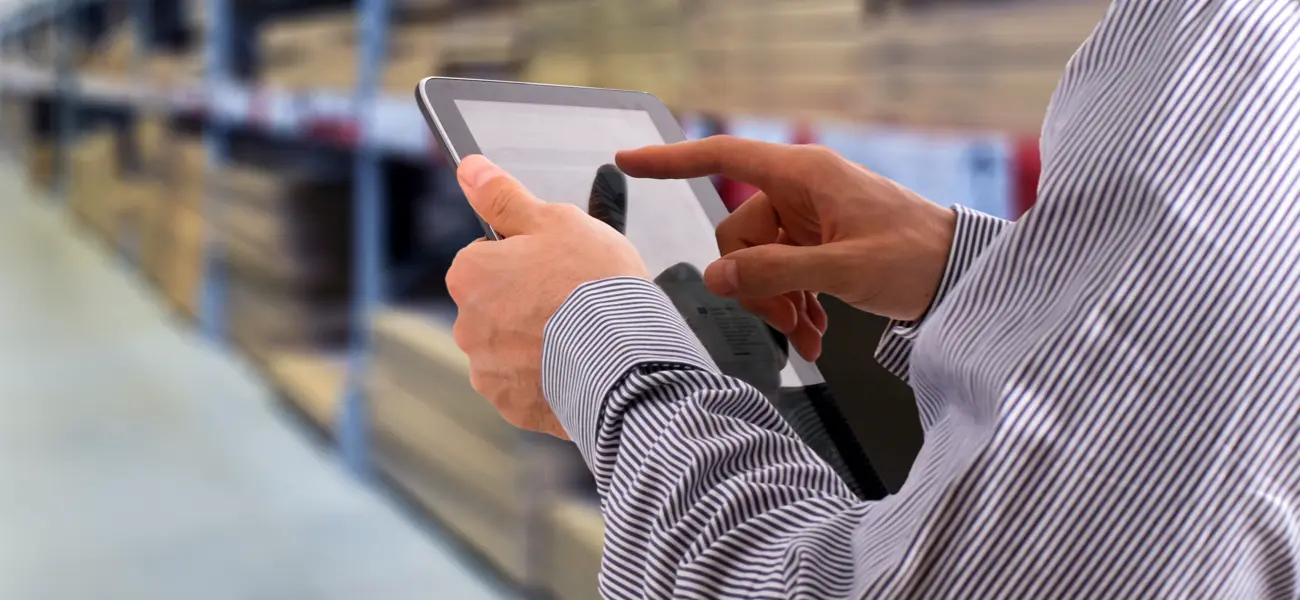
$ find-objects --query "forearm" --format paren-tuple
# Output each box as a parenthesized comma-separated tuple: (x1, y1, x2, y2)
(544, 278, 870, 598)
(876, 205, 1013, 380)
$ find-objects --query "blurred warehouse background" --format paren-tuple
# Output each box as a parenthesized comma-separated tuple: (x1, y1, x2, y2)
(0, 0, 1106, 598)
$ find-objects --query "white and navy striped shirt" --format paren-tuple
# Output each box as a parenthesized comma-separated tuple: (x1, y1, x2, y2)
(541, 1, 1300, 597)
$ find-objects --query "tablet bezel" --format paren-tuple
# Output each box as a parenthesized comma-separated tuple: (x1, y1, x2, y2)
(416, 76, 732, 237)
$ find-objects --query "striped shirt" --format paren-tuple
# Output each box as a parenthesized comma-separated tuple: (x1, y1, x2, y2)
(541, 1, 1300, 597)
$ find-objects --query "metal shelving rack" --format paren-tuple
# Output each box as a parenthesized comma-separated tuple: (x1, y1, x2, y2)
(0, 0, 404, 481)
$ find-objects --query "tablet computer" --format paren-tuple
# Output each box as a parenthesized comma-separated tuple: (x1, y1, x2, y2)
(416, 76, 889, 500)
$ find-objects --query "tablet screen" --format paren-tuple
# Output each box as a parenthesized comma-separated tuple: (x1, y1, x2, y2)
(455, 99, 824, 392)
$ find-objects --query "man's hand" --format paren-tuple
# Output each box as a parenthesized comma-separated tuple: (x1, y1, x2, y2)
(617, 136, 957, 361)
(446, 155, 650, 439)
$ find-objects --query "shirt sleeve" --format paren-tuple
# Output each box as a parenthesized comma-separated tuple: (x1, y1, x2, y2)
(874, 205, 1012, 381)
(542, 277, 872, 599)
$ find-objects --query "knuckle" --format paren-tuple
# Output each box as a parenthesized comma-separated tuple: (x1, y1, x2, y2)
(451, 317, 472, 350)
(802, 143, 838, 161)
(715, 215, 742, 243)
(704, 134, 738, 162)
(445, 259, 472, 300)
(444, 268, 465, 300)
(467, 369, 491, 398)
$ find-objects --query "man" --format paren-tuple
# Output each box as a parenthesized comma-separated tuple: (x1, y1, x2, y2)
(446, 1, 1300, 597)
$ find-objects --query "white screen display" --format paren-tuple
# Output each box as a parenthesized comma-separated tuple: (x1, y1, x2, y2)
(455, 99, 824, 389)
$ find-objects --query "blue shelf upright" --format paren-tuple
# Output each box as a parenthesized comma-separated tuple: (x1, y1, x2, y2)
(132, 0, 151, 73)
(53, 0, 80, 202)
(200, 0, 233, 344)
(338, 0, 391, 479)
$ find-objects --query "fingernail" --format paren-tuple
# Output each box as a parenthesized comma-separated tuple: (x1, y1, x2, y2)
(705, 259, 739, 295)
(459, 155, 504, 189)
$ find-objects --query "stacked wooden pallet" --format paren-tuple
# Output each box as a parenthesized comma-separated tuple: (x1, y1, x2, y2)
(266, 350, 349, 430)
(258, 7, 523, 93)
(210, 165, 353, 365)
(141, 122, 208, 318)
(259, 12, 358, 90)
(368, 307, 590, 590)
(68, 131, 123, 237)
(682, 0, 865, 119)
(520, 0, 1106, 132)
(82, 23, 136, 78)
(858, 1, 1106, 133)
(520, 0, 687, 103)
(428, 6, 525, 78)
(146, 50, 204, 87)
(24, 138, 57, 193)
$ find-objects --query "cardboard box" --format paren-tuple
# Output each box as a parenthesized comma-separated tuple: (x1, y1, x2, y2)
(139, 185, 175, 285)
(68, 133, 119, 230)
(160, 205, 206, 319)
(209, 166, 352, 290)
(367, 306, 597, 591)
(146, 52, 203, 86)
(82, 24, 135, 77)
(107, 178, 159, 255)
(224, 274, 351, 363)
(261, 14, 443, 91)
(25, 139, 57, 192)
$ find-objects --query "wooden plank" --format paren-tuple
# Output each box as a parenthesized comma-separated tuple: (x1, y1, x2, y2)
(371, 444, 532, 586)
(266, 350, 349, 430)
(592, 52, 686, 105)
(368, 372, 533, 584)
(224, 275, 351, 363)
(522, 53, 595, 87)
(260, 12, 356, 57)
(545, 500, 604, 600)
(878, 1, 1107, 50)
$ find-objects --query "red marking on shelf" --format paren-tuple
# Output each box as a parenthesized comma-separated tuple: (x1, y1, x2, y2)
(704, 117, 758, 212)
(792, 121, 817, 146)
(305, 118, 360, 147)
(1013, 136, 1042, 217)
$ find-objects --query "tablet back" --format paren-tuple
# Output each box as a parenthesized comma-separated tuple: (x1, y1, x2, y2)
(817, 298, 922, 494)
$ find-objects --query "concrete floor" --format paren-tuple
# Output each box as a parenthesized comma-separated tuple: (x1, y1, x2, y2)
(0, 166, 509, 600)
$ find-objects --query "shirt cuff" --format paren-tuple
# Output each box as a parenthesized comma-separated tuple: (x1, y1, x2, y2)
(877, 205, 1010, 378)
(541, 277, 718, 468)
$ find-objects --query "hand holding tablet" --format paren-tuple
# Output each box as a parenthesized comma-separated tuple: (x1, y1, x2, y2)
(419, 77, 903, 498)
(445, 154, 649, 439)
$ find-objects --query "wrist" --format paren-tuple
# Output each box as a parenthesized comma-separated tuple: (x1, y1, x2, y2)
(892, 204, 958, 322)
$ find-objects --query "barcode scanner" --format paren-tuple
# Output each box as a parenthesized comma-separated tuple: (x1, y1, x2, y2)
(588, 163, 628, 235)
(584, 163, 885, 500)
